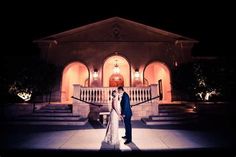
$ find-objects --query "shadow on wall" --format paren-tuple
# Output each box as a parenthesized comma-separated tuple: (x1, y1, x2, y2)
(88, 105, 109, 121)
(88, 105, 100, 120)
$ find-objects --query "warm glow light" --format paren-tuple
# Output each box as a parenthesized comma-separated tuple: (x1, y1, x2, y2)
(196, 89, 220, 101)
(144, 62, 171, 101)
(93, 70, 98, 80)
(113, 63, 120, 74)
(174, 61, 178, 67)
(61, 62, 89, 102)
(114, 76, 119, 80)
(17, 91, 32, 101)
(134, 70, 140, 79)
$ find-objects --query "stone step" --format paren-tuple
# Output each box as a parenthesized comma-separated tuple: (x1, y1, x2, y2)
(150, 116, 187, 121)
(141, 118, 189, 125)
(158, 105, 186, 109)
(159, 104, 186, 107)
(159, 111, 196, 116)
(150, 114, 198, 121)
(158, 107, 186, 111)
(6, 118, 88, 126)
(42, 106, 71, 110)
(34, 109, 72, 113)
(142, 112, 198, 125)
(47, 103, 72, 105)
(159, 103, 196, 110)
(31, 112, 74, 116)
(17, 115, 81, 121)
(42, 104, 72, 109)
(159, 109, 185, 113)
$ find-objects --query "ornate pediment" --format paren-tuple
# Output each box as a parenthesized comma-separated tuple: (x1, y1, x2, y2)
(35, 17, 198, 43)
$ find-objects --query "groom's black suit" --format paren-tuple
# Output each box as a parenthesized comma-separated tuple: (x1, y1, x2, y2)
(120, 92, 132, 142)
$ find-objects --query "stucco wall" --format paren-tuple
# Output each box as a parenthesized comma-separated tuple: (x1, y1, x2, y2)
(37, 41, 193, 102)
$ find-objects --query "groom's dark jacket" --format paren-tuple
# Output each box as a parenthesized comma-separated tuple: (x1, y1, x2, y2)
(120, 92, 132, 117)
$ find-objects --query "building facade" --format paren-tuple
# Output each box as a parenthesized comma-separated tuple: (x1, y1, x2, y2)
(35, 17, 198, 120)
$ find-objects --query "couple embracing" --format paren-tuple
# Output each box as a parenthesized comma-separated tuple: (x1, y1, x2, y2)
(104, 86, 132, 146)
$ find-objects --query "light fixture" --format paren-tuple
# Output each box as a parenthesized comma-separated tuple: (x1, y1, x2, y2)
(17, 90, 32, 101)
(93, 69, 98, 80)
(113, 59, 120, 74)
(134, 69, 140, 80)
(174, 61, 178, 67)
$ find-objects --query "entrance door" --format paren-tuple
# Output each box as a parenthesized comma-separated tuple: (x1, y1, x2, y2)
(109, 73, 124, 87)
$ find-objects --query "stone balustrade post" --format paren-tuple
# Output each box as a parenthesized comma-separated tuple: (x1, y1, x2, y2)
(150, 84, 158, 99)
(150, 84, 159, 115)
(73, 84, 81, 103)
(72, 84, 90, 117)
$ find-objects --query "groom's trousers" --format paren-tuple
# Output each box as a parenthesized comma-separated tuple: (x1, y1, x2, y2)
(124, 115, 132, 141)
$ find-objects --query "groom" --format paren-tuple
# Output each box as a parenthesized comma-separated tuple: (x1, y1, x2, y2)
(118, 86, 132, 144)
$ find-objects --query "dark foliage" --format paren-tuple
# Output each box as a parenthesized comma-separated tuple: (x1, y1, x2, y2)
(0, 55, 57, 103)
(172, 58, 236, 101)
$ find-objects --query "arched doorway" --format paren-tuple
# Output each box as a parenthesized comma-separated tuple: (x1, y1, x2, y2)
(103, 55, 130, 87)
(61, 62, 89, 102)
(144, 62, 172, 101)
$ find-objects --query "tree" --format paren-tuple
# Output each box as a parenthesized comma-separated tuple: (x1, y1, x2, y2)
(192, 63, 220, 101)
(172, 58, 235, 101)
(1, 55, 57, 103)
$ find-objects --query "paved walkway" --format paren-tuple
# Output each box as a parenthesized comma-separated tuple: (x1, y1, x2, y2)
(0, 121, 234, 151)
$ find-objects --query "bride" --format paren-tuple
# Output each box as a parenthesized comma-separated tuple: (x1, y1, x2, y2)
(104, 90, 123, 146)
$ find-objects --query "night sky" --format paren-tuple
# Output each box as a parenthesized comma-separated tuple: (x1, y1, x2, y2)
(1, 2, 234, 57)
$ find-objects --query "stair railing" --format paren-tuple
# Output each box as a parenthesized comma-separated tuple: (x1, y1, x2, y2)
(131, 96, 160, 107)
(71, 95, 159, 108)
(71, 96, 103, 107)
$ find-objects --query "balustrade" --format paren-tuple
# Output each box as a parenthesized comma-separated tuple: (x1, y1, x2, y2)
(73, 85, 158, 105)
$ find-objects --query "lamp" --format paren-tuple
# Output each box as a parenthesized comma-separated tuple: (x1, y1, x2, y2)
(17, 89, 32, 102)
(113, 59, 120, 74)
(93, 69, 98, 80)
(134, 69, 140, 80)
(174, 61, 178, 67)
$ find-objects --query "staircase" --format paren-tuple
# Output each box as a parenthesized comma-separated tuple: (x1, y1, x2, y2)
(9, 104, 88, 126)
(142, 103, 198, 125)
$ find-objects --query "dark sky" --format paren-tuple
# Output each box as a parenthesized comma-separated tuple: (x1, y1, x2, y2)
(1, 2, 234, 57)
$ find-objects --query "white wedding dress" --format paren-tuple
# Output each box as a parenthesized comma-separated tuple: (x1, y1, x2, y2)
(104, 96, 120, 145)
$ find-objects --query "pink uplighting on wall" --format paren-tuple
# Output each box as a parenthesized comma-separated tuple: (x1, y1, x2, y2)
(61, 62, 89, 102)
(144, 62, 172, 101)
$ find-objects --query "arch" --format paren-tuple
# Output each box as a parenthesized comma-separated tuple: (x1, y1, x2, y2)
(103, 55, 130, 87)
(61, 62, 89, 102)
(144, 61, 172, 101)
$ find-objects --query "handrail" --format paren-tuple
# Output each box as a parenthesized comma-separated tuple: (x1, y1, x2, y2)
(131, 96, 159, 107)
(71, 96, 103, 107)
(71, 95, 159, 108)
